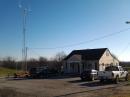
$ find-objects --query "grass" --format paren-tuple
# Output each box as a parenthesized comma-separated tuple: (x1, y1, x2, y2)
(0, 67, 17, 77)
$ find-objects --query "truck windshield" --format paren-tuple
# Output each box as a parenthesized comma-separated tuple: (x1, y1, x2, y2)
(105, 66, 119, 71)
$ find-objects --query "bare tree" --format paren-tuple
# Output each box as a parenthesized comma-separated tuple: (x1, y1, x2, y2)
(51, 51, 66, 74)
(54, 51, 66, 62)
(27, 58, 38, 69)
(2, 57, 16, 69)
(38, 57, 48, 67)
(39, 56, 47, 62)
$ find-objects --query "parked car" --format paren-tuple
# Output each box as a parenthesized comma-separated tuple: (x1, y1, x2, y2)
(29, 67, 48, 79)
(80, 69, 98, 81)
(98, 65, 128, 84)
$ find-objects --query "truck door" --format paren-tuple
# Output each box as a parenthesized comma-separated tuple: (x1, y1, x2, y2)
(119, 67, 125, 78)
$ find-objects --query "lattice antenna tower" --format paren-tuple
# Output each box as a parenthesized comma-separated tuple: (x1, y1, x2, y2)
(18, 0, 31, 71)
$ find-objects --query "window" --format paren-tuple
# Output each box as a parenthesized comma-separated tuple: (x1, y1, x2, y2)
(106, 50, 109, 56)
(88, 64, 92, 69)
(70, 63, 74, 69)
(82, 64, 84, 70)
(116, 63, 119, 66)
(119, 67, 124, 71)
(102, 63, 104, 66)
(66, 62, 67, 69)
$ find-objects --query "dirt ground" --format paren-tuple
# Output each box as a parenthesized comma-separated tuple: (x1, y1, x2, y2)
(0, 77, 130, 97)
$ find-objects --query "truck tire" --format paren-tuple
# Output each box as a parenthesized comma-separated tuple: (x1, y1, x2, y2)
(91, 76, 94, 81)
(26, 75, 29, 78)
(81, 77, 86, 81)
(114, 75, 119, 84)
(125, 74, 128, 81)
(80, 75, 87, 81)
(100, 79, 104, 83)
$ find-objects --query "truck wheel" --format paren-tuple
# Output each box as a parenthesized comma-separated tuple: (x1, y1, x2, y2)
(125, 74, 128, 81)
(91, 76, 94, 81)
(81, 77, 86, 81)
(80, 75, 87, 81)
(100, 79, 104, 83)
(26, 75, 29, 78)
(114, 75, 119, 84)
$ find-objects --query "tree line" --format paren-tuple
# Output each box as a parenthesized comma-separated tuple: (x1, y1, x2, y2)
(0, 52, 66, 74)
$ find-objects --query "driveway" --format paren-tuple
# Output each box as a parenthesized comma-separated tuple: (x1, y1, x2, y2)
(0, 77, 129, 97)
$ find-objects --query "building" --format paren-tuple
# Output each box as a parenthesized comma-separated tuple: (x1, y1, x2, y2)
(63, 48, 119, 74)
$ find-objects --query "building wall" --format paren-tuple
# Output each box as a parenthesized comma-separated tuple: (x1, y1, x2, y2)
(63, 54, 99, 74)
(63, 49, 119, 74)
(63, 54, 81, 74)
(64, 59, 99, 74)
(99, 50, 119, 71)
(82, 60, 99, 71)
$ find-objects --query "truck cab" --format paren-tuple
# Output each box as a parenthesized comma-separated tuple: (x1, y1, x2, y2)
(29, 66, 48, 79)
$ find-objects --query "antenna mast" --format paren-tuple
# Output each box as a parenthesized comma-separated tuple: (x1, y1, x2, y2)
(22, 8, 27, 71)
(19, 0, 29, 72)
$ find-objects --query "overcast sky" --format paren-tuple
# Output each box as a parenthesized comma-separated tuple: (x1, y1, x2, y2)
(0, 0, 130, 61)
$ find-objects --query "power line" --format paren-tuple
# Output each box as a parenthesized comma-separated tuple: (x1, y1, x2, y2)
(28, 48, 42, 58)
(30, 27, 130, 50)
(118, 42, 130, 58)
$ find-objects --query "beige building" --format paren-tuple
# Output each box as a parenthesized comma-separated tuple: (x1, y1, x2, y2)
(63, 48, 119, 74)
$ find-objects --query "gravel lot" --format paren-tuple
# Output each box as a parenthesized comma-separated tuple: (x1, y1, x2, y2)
(0, 77, 130, 97)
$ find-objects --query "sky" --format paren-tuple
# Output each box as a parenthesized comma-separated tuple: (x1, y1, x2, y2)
(0, 0, 130, 61)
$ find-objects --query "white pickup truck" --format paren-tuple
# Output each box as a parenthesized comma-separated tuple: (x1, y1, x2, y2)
(98, 66, 128, 84)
